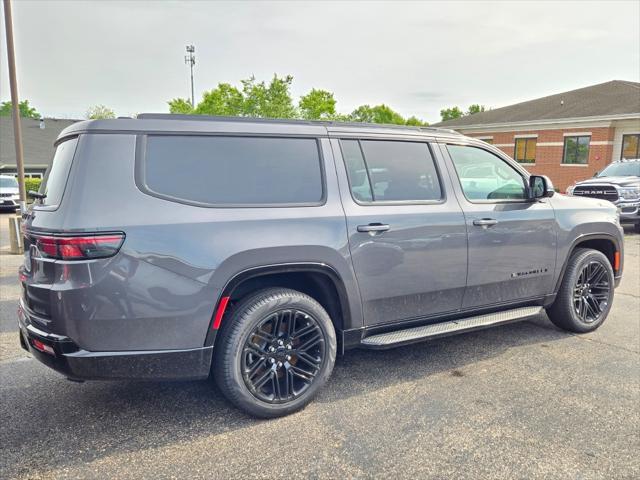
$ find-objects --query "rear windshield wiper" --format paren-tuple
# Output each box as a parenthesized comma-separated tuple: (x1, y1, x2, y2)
(28, 190, 47, 199)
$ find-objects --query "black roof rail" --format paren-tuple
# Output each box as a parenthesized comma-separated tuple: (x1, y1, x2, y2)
(135, 113, 461, 135)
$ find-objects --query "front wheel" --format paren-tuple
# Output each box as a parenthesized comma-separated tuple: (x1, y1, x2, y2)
(546, 248, 615, 333)
(213, 288, 337, 418)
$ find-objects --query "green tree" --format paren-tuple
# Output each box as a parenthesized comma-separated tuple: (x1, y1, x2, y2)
(440, 106, 464, 122)
(0, 99, 41, 119)
(467, 104, 486, 115)
(349, 104, 403, 124)
(299, 89, 336, 120)
(166, 74, 427, 125)
(405, 115, 428, 127)
(195, 83, 244, 116)
(86, 104, 116, 119)
(168, 98, 194, 114)
(348, 104, 376, 123)
(349, 104, 427, 126)
(241, 74, 297, 119)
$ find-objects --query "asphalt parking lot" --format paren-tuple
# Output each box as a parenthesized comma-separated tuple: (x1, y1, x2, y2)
(0, 212, 638, 479)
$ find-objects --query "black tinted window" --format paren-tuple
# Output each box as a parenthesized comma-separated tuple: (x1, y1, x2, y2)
(358, 140, 442, 202)
(40, 137, 78, 206)
(340, 140, 373, 202)
(143, 136, 323, 205)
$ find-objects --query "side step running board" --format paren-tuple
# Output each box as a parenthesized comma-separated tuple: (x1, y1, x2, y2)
(360, 306, 543, 349)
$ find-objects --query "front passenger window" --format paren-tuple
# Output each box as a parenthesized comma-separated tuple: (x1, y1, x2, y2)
(447, 145, 527, 200)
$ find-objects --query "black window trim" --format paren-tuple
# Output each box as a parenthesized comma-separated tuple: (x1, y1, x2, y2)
(443, 141, 533, 205)
(514, 137, 537, 164)
(562, 135, 591, 165)
(338, 138, 447, 206)
(135, 134, 328, 209)
(621, 133, 640, 160)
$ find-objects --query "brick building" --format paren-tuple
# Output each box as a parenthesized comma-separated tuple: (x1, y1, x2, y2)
(434, 80, 640, 191)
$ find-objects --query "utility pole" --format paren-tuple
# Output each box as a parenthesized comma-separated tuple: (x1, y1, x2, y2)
(3, 0, 26, 213)
(185, 45, 195, 107)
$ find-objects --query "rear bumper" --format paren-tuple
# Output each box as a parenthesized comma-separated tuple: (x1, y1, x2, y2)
(18, 303, 212, 381)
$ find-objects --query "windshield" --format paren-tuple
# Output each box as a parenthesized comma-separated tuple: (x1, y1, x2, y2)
(597, 162, 640, 177)
(0, 177, 19, 189)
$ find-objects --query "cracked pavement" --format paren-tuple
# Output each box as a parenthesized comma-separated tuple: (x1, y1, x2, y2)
(1, 215, 638, 479)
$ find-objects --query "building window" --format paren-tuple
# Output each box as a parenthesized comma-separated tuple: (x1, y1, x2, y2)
(563, 136, 590, 164)
(514, 138, 536, 164)
(478, 137, 493, 145)
(621, 134, 640, 160)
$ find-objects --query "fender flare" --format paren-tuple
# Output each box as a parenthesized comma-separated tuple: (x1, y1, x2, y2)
(554, 232, 622, 293)
(204, 262, 353, 347)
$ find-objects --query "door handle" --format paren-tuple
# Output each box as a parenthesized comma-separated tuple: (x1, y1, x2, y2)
(357, 223, 390, 233)
(473, 218, 498, 227)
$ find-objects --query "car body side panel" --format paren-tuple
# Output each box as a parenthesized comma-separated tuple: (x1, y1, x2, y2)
(437, 142, 557, 308)
(24, 134, 358, 351)
(330, 138, 468, 327)
(547, 193, 624, 284)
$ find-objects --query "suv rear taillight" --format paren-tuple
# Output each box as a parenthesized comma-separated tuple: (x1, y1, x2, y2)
(33, 233, 125, 260)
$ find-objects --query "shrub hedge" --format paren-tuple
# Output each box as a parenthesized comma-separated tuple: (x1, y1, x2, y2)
(24, 177, 42, 193)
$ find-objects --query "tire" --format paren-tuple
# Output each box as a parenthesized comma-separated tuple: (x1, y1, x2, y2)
(212, 288, 337, 418)
(546, 248, 615, 333)
(634, 223, 640, 234)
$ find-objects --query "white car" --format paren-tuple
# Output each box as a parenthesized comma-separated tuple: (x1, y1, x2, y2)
(0, 175, 20, 211)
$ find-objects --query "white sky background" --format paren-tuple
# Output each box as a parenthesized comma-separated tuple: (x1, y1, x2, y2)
(1, 0, 638, 123)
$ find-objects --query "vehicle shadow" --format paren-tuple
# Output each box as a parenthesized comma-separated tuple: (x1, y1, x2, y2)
(1, 312, 571, 478)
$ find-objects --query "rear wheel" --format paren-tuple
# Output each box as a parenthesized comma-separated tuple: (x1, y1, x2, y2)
(547, 248, 614, 333)
(213, 288, 336, 418)
(634, 223, 640, 233)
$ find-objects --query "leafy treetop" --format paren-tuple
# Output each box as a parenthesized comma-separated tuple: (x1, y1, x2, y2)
(86, 104, 116, 119)
(168, 74, 428, 126)
(440, 104, 487, 122)
(0, 100, 41, 119)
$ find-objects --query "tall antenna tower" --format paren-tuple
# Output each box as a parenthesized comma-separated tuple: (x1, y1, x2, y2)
(185, 45, 196, 107)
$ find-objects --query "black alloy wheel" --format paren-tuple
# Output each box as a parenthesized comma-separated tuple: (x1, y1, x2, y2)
(241, 309, 326, 404)
(572, 260, 611, 323)
(213, 288, 336, 418)
(547, 248, 615, 333)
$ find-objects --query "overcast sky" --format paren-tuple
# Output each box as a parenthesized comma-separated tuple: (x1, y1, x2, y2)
(1, 0, 638, 123)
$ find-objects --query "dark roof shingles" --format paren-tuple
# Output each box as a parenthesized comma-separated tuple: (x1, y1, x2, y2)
(434, 80, 640, 127)
(0, 117, 77, 167)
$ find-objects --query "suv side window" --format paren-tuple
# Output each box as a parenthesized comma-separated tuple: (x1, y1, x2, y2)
(447, 145, 527, 201)
(38, 137, 78, 207)
(340, 140, 373, 202)
(341, 139, 442, 202)
(142, 136, 324, 206)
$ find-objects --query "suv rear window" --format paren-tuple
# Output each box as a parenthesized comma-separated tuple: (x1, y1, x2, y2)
(142, 136, 324, 206)
(38, 137, 78, 207)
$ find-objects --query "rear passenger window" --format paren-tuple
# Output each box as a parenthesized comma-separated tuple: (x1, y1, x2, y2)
(38, 137, 78, 207)
(142, 136, 324, 206)
(341, 139, 442, 202)
(340, 140, 373, 202)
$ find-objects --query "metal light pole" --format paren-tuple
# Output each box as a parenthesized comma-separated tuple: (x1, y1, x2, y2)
(3, 0, 26, 213)
(185, 45, 195, 107)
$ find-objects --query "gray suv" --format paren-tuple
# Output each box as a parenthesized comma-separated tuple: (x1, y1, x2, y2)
(18, 115, 625, 417)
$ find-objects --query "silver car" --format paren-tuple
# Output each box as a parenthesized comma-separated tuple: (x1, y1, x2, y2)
(0, 174, 20, 211)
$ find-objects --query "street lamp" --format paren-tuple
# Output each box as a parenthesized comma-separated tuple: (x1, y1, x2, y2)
(185, 45, 196, 108)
